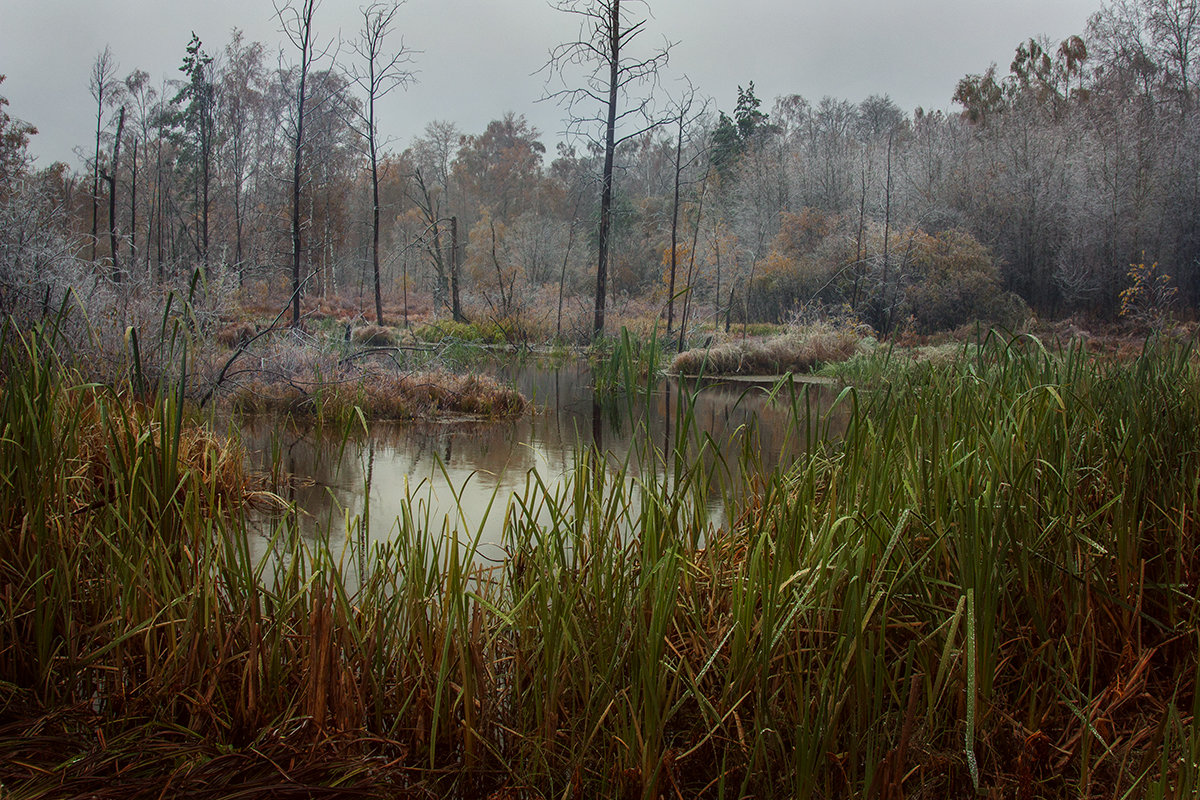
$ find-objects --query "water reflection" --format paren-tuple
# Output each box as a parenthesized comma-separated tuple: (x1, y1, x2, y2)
(240, 360, 845, 565)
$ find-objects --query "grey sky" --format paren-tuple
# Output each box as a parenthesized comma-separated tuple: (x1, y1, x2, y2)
(2, 0, 1100, 167)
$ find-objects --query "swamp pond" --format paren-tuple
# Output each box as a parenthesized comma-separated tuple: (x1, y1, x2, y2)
(239, 358, 846, 566)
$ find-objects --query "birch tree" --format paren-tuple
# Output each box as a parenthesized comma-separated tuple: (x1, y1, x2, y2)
(346, 1, 415, 324)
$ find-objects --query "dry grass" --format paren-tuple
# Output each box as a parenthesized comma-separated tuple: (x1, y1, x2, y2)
(69, 394, 263, 518)
(195, 320, 526, 422)
(351, 324, 399, 347)
(215, 320, 257, 348)
(672, 321, 861, 376)
(234, 284, 436, 330)
(230, 367, 526, 421)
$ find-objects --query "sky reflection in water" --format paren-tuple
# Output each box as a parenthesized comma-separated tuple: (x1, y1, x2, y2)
(240, 360, 844, 566)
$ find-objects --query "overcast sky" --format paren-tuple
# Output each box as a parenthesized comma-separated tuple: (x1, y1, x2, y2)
(2, 0, 1101, 167)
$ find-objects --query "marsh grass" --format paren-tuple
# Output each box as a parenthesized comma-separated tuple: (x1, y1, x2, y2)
(350, 323, 399, 348)
(230, 368, 526, 423)
(593, 326, 666, 395)
(1, 324, 1198, 798)
(673, 321, 861, 376)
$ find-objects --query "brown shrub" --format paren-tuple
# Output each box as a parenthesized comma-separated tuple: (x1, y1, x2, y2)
(351, 324, 397, 347)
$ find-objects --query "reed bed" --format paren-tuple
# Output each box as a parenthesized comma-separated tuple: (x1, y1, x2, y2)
(673, 322, 861, 376)
(230, 368, 527, 422)
(593, 326, 666, 394)
(1, 327, 1197, 799)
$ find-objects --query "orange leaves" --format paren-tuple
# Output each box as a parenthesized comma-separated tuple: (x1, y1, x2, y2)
(1119, 260, 1177, 330)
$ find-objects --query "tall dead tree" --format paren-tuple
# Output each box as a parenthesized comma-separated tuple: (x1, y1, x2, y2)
(663, 80, 707, 344)
(346, 1, 415, 325)
(89, 48, 119, 263)
(100, 106, 126, 280)
(544, 0, 671, 340)
(276, 0, 332, 327)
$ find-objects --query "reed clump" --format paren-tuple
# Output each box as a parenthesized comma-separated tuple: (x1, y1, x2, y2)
(673, 321, 861, 376)
(592, 325, 665, 393)
(350, 323, 399, 347)
(230, 367, 526, 422)
(1, 327, 1197, 799)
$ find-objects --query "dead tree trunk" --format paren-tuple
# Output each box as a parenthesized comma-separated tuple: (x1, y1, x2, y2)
(101, 106, 126, 281)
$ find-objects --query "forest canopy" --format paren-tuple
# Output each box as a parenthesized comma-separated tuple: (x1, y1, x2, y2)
(1, 0, 1197, 342)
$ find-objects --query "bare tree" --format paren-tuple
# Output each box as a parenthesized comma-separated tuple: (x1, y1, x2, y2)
(407, 121, 460, 317)
(123, 69, 157, 272)
(89, 48, 119, 263)
(220, 31, 268, 285)
(275, 0, 335, 327)
(100, 105, 126, 279)
(543, 0, 671, 340)
(1146, 0, 1200, 110)
(663, 79, 708, 343)
(346, 1, 416, 325)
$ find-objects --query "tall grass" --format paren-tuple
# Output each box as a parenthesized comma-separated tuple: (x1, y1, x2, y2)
(1, 324, 1197, 798)
(672, 321, 861, 376)
(592, 325, 666, 396)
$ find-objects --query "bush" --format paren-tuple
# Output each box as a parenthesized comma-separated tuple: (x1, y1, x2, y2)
(903, 230, 1027, 332)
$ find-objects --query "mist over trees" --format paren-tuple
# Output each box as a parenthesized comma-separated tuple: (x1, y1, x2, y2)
(2, 0, 1199, 340)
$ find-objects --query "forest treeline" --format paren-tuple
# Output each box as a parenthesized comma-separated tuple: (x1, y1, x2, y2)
(1, 0, 1198, 340)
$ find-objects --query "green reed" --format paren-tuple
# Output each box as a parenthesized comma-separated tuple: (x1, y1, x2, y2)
(1, 322, 1197, 798)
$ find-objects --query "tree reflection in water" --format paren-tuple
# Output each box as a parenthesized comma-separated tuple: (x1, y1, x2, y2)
(240, 360, 846, 573)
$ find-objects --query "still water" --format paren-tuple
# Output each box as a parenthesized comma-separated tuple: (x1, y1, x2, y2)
(239, 359, 844, 564)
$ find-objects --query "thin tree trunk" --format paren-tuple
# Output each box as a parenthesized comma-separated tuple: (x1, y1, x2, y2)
(666, 106, 684, 341)
(450, 215, 464, 322)
(289, 1, 317, 328)
(201, 98, 210, 275)
(713, 227, 721, 330)
(557, 190, 583, 340)
(881, 128, 894, 334)
(92, 88, 103, 262)
(489, 219, 509, 315)
(402, 250, 409, 328)
(104, 106, 126, 281)
(677, 168, 709, 354)
(234, 173, 245, 287)
(153, 131, 163, 279)
(742, 258, 756, 340)
(852, 156, 866, 311)
(369, 81, 384, 324)
(129, 137, 138, 269)
(593, 0, 620, 341)
(412, 169, 448, 310)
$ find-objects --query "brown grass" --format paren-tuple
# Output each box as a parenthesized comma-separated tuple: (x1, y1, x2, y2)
(215, 320, 257, 348)
(351, 324, 399, 347)
(230, 368, 526, 421)
(672, 322, 861, 376)
(72, 394, 264, 515)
